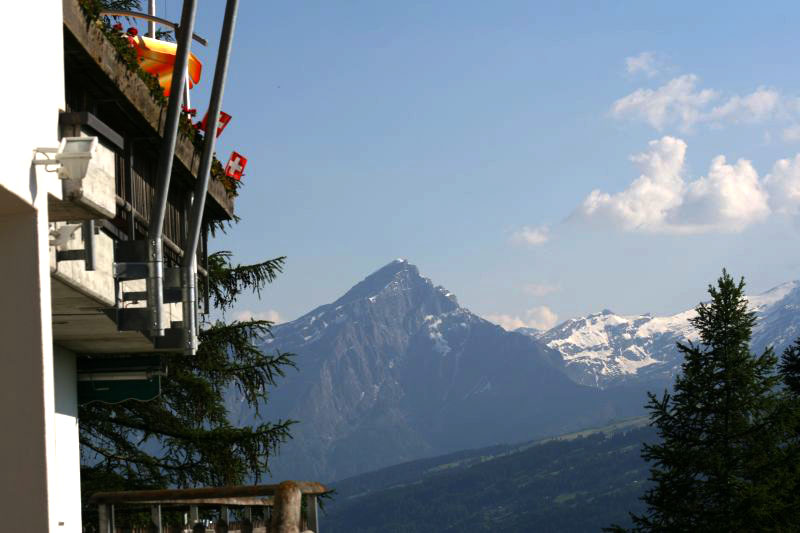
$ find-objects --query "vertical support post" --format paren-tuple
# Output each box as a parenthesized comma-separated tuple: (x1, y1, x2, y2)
(202, 227, 209, 314)
(124, 137, 135, 240)
(243, 506, 252, 522)
(147, 0, 198, 338)
(271, 481, 302, 533)
(307, 495, 319, 533)
(151, 504, 162, 533)
(98, 504, 110, 533)
(110, 504, 115, 532)
(189, 504, 199, 524)
(220, 505, 229, 525)
(82, 219, 95, 271)
(147, 0, 156, 37)
(181, 0, 239, 354)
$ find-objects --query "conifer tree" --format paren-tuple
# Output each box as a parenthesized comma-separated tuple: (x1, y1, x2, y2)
(776, 339, 800, 525)
(617, 271, 787, 532)
(80, 0, 295, 517)
(79, 251, 296, 512)
(780, 338, 800, 396)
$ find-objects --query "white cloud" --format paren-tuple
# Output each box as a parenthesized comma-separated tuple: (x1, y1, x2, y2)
(485, 305, 559, 332)
(232, 309, 283, 324)
(705, 87, 780, 123)
(524, 283, 561, 297)
(611, 75, 717, 130)
(612, 75, 782, 131)
(579, 136, 687, 230)
(511, 225, 549, 246)
(783, 125, 800, 142)
(625, 52, 659, 77)
(764, 155, 800, 215)
(575, 136, 770, 234)
(680, 155, 770, 231)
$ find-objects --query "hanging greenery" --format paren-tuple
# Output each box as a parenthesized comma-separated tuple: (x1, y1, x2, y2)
(211, 157, 243, 198)
(77, 0, 244, 194)
(78, 0, 167, 105)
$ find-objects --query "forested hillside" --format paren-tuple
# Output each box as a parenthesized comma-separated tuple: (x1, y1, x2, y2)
(324, 422, 654, 532)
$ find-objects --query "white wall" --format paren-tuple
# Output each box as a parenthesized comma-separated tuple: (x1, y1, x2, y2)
(1, 0, 65, 207)
(0, 0, 75, 531)
(0, 199, 59, 531)
(54, 347, 82, 532)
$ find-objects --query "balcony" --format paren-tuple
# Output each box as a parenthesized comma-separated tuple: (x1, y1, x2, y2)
(52, 0, 235, 355)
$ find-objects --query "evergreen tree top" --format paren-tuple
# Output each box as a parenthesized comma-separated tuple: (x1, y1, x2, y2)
(691, 269, 755, 355)
(616, 269, 790, 532)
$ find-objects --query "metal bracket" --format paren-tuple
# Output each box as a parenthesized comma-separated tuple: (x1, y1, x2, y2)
(53, 220, 96, 271)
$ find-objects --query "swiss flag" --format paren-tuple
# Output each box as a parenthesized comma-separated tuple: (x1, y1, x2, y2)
(196, 111, 231, 138)
(225, 152, 247, 181)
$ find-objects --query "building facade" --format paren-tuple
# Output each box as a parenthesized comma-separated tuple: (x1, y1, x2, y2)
(0, 1, 234, 530)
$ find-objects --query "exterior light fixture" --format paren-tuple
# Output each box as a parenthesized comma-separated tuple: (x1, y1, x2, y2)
(33, 136, 99, 181)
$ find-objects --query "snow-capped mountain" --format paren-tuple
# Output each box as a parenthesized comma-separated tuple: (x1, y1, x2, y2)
(521, 281, 800, 388)
(244, 260, 647, 482)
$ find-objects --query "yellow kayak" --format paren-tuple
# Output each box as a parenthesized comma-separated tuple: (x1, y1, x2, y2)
(131, 35, 202, 97)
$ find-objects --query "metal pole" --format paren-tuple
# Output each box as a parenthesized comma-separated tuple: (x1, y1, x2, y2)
(148, 0, 156, 37)
(147, 0, 198, 337)
(181, 0, 239, 354)
(183, 68, 191, 110)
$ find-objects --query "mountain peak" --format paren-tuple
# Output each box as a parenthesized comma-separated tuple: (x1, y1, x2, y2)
(332, 260, 456, 310)
(747, 280, 800, 309)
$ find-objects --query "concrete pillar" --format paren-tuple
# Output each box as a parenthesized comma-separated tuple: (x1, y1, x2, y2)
(0, 0, 69, 529)
(54, 346, 82, 529)
(0, 196, 58, 530)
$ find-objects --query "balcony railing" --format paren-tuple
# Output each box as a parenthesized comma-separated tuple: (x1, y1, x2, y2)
(51, 0, 235, 354)
(90, 481, 328, 533)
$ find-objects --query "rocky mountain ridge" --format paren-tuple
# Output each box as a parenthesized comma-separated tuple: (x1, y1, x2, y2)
(246, 260, 647, 482)
(518, 281, 800, 387)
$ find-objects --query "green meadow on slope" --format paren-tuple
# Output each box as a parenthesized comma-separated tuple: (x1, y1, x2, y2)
(325, 418, 653, 533)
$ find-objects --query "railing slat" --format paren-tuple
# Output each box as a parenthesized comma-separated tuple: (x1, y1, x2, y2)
(307, 494, 319, 533)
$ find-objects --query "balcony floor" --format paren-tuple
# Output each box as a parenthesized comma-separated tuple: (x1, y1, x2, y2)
(51, 275, 162, 354)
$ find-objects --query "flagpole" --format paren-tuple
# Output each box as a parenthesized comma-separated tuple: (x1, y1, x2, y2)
(147, 0, 156, 37)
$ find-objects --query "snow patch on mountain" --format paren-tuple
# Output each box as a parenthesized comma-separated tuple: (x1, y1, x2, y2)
(523, 281, 800, 388)
(425, 315, 452, 355)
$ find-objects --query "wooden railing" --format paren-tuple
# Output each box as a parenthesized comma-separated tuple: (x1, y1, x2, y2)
(90, 481, 328, 533)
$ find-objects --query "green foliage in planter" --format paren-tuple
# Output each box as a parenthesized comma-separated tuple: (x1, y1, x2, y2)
(79, 0, 242, 196)
(78, 0, 167, 106)
(179, 111, 200, 146)
(211, 156, 242, 198)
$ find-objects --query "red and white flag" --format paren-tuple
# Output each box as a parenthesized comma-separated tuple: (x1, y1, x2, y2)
(225, 152, 247, 181)
(196, 111, 231, 138)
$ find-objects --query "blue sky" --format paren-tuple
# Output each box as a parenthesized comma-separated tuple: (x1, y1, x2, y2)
(158, 1, 800, 330)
